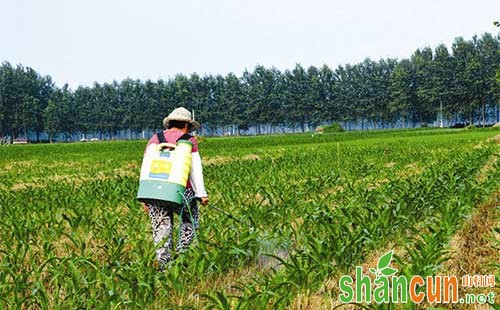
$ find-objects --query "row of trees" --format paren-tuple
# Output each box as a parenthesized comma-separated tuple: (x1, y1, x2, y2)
(1, 33, 499, 141)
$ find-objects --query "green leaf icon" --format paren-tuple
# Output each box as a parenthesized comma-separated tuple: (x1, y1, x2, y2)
(377, 250, 393, 269)
(380, 267, 398, 277)
(369, 268, 377, 274)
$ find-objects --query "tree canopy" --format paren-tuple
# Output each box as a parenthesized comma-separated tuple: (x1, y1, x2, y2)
(1, 32, 499, 141)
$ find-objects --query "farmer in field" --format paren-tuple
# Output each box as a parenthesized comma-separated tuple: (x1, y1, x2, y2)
(139, 107, 209, 270)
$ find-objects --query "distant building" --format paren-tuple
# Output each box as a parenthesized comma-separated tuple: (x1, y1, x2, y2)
(13, 138, 28, 144)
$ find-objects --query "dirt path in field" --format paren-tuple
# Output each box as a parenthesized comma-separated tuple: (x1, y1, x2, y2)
(476, 149, 500, 184)
(440, 189, 500, 310)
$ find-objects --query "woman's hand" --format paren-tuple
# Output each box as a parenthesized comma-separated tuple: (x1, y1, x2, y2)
(200, 197, 209, 206)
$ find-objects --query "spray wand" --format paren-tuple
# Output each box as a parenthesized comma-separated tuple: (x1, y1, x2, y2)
(206, 204, 255, 232)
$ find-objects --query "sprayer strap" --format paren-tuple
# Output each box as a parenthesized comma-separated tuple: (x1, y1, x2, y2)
(156, 131, 192, 144)
(178, 133, 192, 141)
(156, 131, 166, 144)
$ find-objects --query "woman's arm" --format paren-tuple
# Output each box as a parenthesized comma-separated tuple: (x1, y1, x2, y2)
(189, 151, 208, 205)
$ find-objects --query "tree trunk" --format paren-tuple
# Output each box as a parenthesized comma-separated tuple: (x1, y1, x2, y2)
(402, 111, 405, 129)
(439, 101, 443, 128)
(482, 102, 485, 128)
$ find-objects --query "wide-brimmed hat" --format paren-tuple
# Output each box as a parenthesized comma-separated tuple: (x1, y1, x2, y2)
(162, 107, 201, 132)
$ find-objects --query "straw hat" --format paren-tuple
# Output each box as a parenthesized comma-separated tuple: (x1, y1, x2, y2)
(163, 107, 201, 132)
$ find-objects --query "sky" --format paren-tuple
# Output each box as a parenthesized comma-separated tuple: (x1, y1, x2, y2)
(1, 0, 499, 88)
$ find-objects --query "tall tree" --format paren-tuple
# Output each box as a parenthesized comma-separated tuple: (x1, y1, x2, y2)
(389, 59, 417, 127)
(43, 99, 59, 143)
(452, 37, 481, 124)
(431, 44, 455, 126)
(73, 86, 94, 139)
(412, 47, 436, 124)
(283, 64, 310, 131)
(476, 33, 500, 125)
(243, 66, 281, 133)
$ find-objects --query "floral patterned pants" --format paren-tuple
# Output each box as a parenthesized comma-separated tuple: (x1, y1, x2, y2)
(147, 188, 199, 269)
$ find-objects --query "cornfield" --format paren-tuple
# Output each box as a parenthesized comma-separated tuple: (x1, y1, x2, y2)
(0, 128, 499, 309)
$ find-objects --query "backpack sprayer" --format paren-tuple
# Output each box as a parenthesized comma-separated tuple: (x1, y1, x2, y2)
(137, 133, 193, 205)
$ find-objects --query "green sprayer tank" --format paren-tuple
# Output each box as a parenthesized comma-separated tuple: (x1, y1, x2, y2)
(137, 140, 193, 205)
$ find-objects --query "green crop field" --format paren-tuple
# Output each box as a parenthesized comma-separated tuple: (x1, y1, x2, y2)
(0, 128, 499, 309)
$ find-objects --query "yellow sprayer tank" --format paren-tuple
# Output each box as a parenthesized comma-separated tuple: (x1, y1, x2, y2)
(137, 139, 193, 205)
